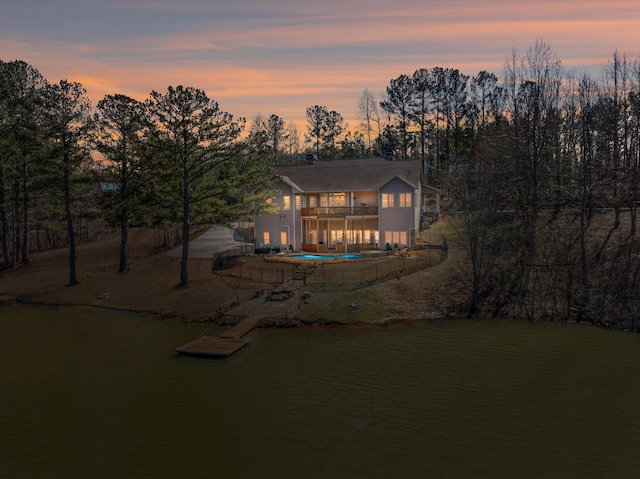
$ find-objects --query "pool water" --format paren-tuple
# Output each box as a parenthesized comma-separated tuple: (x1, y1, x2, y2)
(290, 253, 364, 260)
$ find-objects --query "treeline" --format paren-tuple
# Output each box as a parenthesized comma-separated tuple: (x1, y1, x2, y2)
(0, 60, 278, 286)
(432, 41, 639, 329)
(347, 40, 640, 329)
(4, 38, 640, 325)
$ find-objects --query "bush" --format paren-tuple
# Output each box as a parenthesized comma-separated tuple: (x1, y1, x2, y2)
(255, 246, 281, 255)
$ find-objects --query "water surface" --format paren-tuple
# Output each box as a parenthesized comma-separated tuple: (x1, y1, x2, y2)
(1, 304, 639, 478)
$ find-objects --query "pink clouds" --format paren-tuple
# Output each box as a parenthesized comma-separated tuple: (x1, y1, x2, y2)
(2, 0, 639, 127)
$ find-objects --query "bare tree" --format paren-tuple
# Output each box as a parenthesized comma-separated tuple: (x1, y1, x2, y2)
(357, 88, 379, 153)
(285, 122, 300, 161)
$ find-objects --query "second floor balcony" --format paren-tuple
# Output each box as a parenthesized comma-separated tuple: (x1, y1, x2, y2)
(301, 205, 379, 217)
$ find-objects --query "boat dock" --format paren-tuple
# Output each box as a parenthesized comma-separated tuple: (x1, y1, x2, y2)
(176, 316, 261, 358)
(177, 286, 300, 359)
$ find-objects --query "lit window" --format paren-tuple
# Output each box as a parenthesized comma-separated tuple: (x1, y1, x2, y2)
(263, 232, 270, 245)
(295, 194, 302, 210)
(399, 193, 412, 207)
(329, 193, 346, 206)
(280, 231, 287, 246)
(384, 231, 408, 246)
(282, 196, 291, 210)
(382, 193, 395, 208)
(308, 196, 317, 207)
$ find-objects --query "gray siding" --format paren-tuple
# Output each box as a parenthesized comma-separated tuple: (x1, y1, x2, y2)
(379, 178, 417, 247)
(254, 181, 299, 249)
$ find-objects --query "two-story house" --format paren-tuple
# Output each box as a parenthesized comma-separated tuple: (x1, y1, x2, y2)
(254, 158, 439, 252)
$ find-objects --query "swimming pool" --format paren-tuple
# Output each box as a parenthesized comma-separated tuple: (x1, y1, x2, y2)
(289, 253, 364, 260)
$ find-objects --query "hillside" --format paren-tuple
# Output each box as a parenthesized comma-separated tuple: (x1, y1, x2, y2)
(0, 220, 462, 325)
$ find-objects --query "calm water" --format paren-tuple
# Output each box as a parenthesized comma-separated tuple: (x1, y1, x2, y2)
(1, 304, 640, 478)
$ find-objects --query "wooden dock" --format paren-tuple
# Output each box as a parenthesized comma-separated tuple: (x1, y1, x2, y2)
(176, 336, 250, 358)
(176, 316, 261, 358)
(218, 316, 261, 338)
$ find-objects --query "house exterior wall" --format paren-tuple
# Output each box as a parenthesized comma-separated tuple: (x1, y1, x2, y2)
(379, 178, 418, 248)
(254, 180, 299, 250)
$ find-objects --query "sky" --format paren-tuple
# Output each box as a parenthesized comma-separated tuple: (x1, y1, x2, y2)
(2, 0, 640, 129)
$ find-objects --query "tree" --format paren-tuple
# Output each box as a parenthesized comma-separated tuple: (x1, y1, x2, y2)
(381, 74, 413, 159)
(357, 88, 380, 153)
(450, 133, 511, 316)
(410, 68, 433, 166)
(266, 114, 287, 165)
(94, 93, 146, 272)
(503, 39, 563, 262)
(470, 71, 503, 133)
(43, 79, 93, 286)
(144, 85, 244, 287)
(304, 105, 345, 159)
(323, 109, 346, 159)
(285, 122, 301, 162)
(305, 105, 327, 158)
(0, 60, 48, 268)
(339, 131, 366, 158)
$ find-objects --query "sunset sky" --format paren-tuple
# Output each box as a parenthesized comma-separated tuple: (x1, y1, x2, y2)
(2, 0, 639, 128)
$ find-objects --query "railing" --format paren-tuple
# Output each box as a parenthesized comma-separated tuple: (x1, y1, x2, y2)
(302, 242, 377, 253)
(301, 206, 378, 217)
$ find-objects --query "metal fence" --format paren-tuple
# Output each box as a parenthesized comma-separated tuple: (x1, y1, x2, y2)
(214, 251, 442, 291)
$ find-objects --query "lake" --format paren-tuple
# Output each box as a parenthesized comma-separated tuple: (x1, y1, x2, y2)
(1, 303, 640, 478)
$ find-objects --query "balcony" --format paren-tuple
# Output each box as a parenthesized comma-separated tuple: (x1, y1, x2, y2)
(301, 206, 378, 217)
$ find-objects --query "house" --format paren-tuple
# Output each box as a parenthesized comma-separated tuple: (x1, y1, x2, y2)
(254, 158, 440, 252)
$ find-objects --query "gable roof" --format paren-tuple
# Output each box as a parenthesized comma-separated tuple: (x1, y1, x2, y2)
(274, 158, 423, 193)
(378, 175, 418, 190)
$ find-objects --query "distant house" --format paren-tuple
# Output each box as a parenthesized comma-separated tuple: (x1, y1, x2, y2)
(254, 158, 440, 252)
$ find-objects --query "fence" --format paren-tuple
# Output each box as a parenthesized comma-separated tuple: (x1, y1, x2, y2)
(211, 242, 256, 266)
(214, 250, 442, 291)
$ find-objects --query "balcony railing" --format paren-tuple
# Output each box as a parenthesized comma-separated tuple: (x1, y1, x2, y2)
(301, 206, 378, 217)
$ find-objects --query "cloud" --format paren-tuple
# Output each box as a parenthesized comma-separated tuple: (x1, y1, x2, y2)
(2, 0, 640, 125)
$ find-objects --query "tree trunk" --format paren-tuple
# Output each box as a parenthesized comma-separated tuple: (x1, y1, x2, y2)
(180, 173, 190, 287)
(21, 176, 29, 263)
(64, 151, 78, 286)
(119, 212, 128, 272)
(65, 200, 77, 286)
(0, 167, 10, 269)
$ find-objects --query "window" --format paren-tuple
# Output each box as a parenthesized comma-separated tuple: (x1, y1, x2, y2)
(280, 231, 288, 246)
(399, 193, 412, 207)
(282, 195, 291, 210)
(384, 231, 408, 246)
(263, 232, 270, 245)
(308, 196, 317, 207)
(295, 194, 302, 210)
(382, 193, 395, 208)
(329, 193, 346, 207)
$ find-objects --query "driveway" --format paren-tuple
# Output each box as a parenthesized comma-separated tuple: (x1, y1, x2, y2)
(167, 226, 247, 259)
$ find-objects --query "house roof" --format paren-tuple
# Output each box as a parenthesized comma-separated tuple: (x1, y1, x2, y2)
(274, 158, 423, 193)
